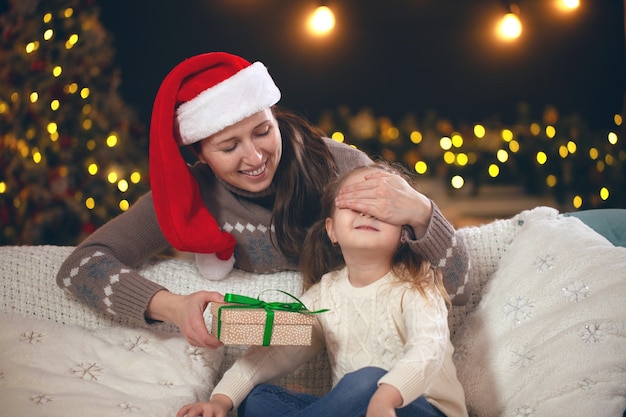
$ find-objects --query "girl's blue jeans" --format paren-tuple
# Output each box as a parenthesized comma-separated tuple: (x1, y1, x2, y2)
(238, 366, 447, 417)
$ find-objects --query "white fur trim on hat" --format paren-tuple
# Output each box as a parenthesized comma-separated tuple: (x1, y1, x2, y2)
(176, 62, 281, 145)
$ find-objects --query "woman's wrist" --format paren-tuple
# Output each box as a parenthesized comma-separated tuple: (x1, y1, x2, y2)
(145, 289, 178, 322)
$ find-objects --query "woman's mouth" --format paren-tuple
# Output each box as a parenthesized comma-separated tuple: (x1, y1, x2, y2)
(241, 163, 267, 177)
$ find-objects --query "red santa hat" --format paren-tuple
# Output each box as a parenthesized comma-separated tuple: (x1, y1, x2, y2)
(149, 52, 281, 265)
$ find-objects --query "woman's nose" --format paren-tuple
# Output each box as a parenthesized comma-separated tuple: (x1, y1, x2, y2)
(242, 140, 263, 164)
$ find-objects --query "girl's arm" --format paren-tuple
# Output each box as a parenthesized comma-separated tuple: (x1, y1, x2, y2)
(377, 288, 450, 407)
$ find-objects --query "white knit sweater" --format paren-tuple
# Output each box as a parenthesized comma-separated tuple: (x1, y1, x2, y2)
(212, 267, 468, 417)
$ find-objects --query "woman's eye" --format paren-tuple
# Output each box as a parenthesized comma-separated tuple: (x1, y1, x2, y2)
(255, 126, 271, 137)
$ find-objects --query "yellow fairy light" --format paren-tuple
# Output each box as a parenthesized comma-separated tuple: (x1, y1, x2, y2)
(496, 13, 522, 41)
(106, 134, 118, 147)
(117, 179, 129, 192)
(545, 125, 556, 138)
(32, 150, 42, 164)
(0, 102, 7, 113)
(50, 132, 59, 142)
(130, 171, 142, 183)
(496, 149, 509, 163)
(29, 92, 39, 103)
(52, 66, 62, 77)
(0, 181, 6, 194)
(558, 145, 568, 158)
(80, 88, 90, 99)
(501, 129, 513, 142)
(85, 197, 95, 210)
(88, 163, 98, 175)
(488, 164, 500, 178)
(410, 131, 423, 144)
(605, 154, 614, 166)
(119, 200, 130, 211)
(572, 195, 583, 209)
(456, 153, 469, 166)
(86, 139, 96, 150)
(546, 175, 557, 187)
(596, 160, 605, 172)
(108, 172, 118, 183)
(614, 114, 623, 126)
(65, 83, 78, 94)
(600, 187, 609, 201)
(47, 122, 58, 134)
(567, 140, 577, 154)
(443, 151, 456, 164)
(608, 132, 618, 145)
(451, 133, 463, 148)
(82, 119, 92, 130)
(536, 151, 548, 165)
(307, 6, 335, 37)
(66, 34, 79, 49)
(50, 99, 60, 111)
(43, 29, 54, 41)
(451, 176, 464, 189)
(530, 123, 541, 136)
(43, 13, 52, 23)
(440, 137, 452, 150)
(589, 148, 599, 160)
(64, 7, 74, 18)
(509, 140, 520, 153)
(25, 41, 39, 53)
(473, 124, 486, 138)
(331, 132, 345, 142)
(414, 161, 428, 174)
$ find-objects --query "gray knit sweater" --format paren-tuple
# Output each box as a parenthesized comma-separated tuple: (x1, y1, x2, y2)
(56, 139, 471, 323)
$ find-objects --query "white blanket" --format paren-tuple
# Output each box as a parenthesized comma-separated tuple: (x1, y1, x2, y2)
(0, 313, 222, 416)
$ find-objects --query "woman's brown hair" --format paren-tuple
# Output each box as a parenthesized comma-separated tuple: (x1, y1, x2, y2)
(300, 162, 449, 304)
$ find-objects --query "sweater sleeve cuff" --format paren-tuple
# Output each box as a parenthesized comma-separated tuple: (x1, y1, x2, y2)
(408, 202, 455, 268)
(211, 372, 256, 409)
(110, 271, 167, 323)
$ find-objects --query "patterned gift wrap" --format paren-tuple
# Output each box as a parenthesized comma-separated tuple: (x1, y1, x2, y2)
(210, 301, 316, 346)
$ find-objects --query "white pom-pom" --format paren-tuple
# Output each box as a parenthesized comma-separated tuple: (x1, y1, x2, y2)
(195, 252, 235, 281)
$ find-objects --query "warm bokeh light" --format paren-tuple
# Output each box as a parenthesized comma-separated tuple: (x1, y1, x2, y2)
(496, 13, 522, 41)
(555, 0, 580, 12)
(307, 6, 335, 36)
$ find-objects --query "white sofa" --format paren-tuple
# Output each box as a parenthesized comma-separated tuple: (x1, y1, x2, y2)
(1, 206, 624, 417)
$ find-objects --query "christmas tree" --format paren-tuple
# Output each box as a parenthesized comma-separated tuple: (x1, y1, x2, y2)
(0, 0, 149, 245)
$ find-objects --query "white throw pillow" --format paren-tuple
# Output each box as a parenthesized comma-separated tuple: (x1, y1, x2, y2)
(453, 210, 626, 417)
(0, 313, 222, 417)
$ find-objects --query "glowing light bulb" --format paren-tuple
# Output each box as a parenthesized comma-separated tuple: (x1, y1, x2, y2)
(308, 6, 335, 36)
(496, 13, 522, 41)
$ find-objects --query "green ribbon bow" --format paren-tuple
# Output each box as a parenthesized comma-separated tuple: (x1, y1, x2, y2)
(217, 290, 328, 346)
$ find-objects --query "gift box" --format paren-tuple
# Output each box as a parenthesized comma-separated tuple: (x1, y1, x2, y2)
(210, 294, 320, 346)
(211, 290, 327, 346)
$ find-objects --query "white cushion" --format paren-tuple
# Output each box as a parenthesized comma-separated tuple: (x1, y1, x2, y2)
(0, 312, 221, 416)
(453, 207, 626, 417)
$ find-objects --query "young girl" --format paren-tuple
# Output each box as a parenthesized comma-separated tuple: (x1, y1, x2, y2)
(177, 162, 468, 417)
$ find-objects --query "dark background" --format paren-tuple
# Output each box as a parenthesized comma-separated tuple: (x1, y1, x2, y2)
(96, 0, 625, 130)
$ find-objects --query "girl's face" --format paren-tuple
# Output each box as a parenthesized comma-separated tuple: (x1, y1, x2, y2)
(325, 168, 402, 257)
(196, 109, 282, 193)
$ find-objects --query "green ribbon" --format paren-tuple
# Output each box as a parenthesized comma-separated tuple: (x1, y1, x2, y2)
(217, 290, 328, 346)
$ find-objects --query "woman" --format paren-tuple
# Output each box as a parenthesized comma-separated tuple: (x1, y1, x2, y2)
(56, 52, 470, 348)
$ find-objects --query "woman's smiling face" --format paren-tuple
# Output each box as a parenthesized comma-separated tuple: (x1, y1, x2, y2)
(196, 109, 282, 193)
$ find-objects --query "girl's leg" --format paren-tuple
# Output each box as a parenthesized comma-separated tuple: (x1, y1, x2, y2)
(238, 383, 319, 417)
(395, 396, 447, 417)
(239, 367, 386, 417)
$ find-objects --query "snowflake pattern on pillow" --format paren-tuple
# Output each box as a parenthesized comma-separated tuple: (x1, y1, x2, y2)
(452, 208, 626, 417)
